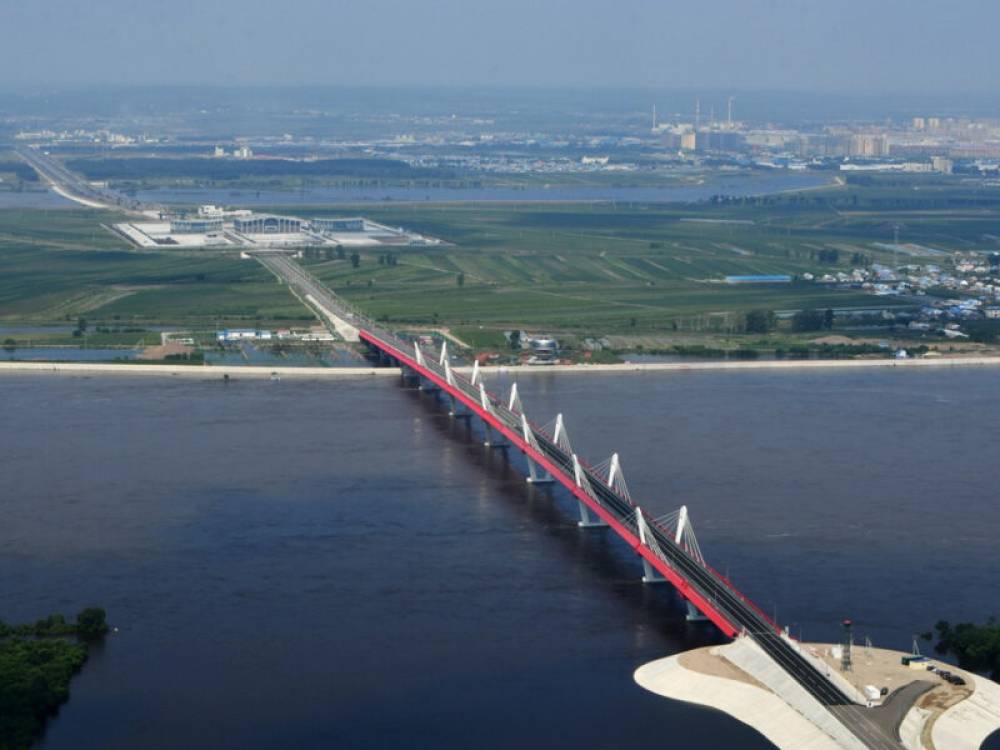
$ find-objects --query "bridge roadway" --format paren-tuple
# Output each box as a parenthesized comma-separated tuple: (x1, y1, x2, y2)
(359, 327, 906, 750)
(252, 253, 903, 749)
(16, 146, 151, 213)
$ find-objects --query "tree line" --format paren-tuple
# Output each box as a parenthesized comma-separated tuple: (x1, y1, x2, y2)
(0, 609, 109, 750)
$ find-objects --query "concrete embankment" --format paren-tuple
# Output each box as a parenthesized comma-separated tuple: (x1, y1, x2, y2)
(636, 642, 1000, 750)
(477, 355, 1000, 375)
(0, 362, 396, 379)
(3, 355, 1000, 380)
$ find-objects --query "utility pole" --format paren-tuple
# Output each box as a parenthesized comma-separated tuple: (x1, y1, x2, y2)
(841, 619, 853, 672)
(893, 224, 901, 272)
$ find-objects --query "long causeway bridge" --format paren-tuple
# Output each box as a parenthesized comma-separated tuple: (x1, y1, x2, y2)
(246, 251, 906, 749)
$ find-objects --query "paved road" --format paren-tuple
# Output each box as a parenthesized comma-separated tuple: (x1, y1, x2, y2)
(16, 146, 152, 214)
(252, 252, 361, 341)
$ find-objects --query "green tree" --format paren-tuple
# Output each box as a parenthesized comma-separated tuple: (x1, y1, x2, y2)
(3, 338, 15, 353)
(75, 607, 108, 640)
(335, 245, 346, 260)
(745, 310, 776, 334)
(0, 637, 88, 749)
(456, 272, 465, 287)
(77, 318, 88, 333)
(350, 252, 360, 268)
(792, 309, 825, 332)
(824, 309, 835, 330)
(933, 619, 1000, 680)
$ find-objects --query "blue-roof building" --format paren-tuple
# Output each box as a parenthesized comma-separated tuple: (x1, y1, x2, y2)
(723, 275, 792, 284)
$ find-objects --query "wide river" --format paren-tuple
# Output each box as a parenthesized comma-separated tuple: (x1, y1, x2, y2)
(0, 172, 830, 209)
(4, 367, 999, 749)
(132, 172, 829, 206)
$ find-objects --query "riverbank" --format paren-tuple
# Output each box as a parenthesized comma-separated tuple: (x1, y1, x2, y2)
(479, 355, 1000, 375)
(635, 640, 1000, 750)
(0, 361, 396, 378)
(3, 354, 1000, 378)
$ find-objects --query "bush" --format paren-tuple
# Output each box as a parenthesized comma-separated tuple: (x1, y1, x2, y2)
(933, 619, 1000, 680)
(744, 310, 776, 334)
(0, 638, 88, 749)
(792, 309, 825, 332)
(75, 608, 108, 640)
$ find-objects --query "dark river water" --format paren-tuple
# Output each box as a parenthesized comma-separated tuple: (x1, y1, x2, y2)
(3, 367, 999, 749)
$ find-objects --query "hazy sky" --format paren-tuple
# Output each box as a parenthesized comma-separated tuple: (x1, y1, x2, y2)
(2, 0, 997, 92)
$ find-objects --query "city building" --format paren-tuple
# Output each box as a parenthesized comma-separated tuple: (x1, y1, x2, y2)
(932, 156, 954, 174)
(216, 329, 273, 342)
(170, 217, 223, 234)
(234, 214, 302, 234)
(312, 217, 365, 232)
(849, 134, 890, 158)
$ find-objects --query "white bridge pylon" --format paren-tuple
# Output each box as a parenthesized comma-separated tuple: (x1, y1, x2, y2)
(540, 412, 603, 527)
(592, 452, 633, 506)
(640, 504, 709, 621)
(409, 336, 710, 622)
(508, 382, 523, 414)
(519, 413, 553, 484)
(479, 382, 507, 448)
(571, 453, 606, 527)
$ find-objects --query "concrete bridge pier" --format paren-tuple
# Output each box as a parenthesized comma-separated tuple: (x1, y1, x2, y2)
(448, 394, 472, 420)
(482, 422, 509, 449)
(685, 600, 709, 622)
(400, 367, 421, 387)
(577, 500, 607, 528)
(642, 558, 668, 584)
(525, 456, 554, 484)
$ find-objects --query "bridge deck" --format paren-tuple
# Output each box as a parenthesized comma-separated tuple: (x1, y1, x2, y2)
(250, 253, 901, 750)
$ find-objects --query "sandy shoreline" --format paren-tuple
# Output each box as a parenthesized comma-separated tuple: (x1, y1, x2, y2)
(2, 355, 1000, 379)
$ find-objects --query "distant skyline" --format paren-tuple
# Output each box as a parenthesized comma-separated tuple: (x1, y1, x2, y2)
(3, 0, 999, 94)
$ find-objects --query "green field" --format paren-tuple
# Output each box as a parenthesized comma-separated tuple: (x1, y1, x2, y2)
(0, 210, 311, 326)
(1, 176, 996, 340)
(295, 197, 925, 331)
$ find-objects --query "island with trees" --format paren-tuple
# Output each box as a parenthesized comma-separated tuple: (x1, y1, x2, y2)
(0, 608, 108, 750)
(931, 618, 1000, 681)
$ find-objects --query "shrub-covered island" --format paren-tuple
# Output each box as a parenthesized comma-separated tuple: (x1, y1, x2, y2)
(0, 608, 108, 750)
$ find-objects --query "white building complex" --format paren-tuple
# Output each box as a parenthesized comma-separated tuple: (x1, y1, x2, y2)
(113, 206, 441, 250)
